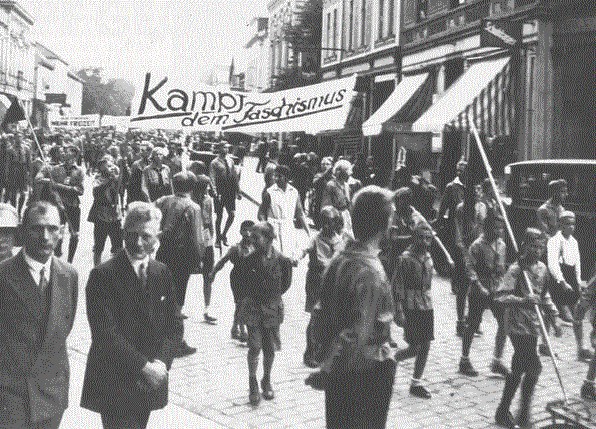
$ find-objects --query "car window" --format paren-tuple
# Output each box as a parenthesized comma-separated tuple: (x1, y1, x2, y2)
(511, 164, 595, 209)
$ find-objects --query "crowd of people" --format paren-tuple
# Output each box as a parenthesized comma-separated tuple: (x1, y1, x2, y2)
(0, 126, 593, 429)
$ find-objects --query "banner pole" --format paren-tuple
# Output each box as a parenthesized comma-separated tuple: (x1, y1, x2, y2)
(17, 98, 75, 235)
(470, 122, 568, 406)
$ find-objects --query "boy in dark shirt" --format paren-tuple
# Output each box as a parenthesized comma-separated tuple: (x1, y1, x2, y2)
(393, 222, 435, 399)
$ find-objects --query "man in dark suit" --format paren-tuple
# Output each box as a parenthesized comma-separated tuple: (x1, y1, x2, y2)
(81, 201, 182, 429)
(0, 200, 78, 429)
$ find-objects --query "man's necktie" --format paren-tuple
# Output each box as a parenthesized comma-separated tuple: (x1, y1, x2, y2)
(139, 263, 147, 291)
(39, 267, 48, 292)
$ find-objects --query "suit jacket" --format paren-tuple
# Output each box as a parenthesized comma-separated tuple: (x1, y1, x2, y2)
(437, 178, 465, 222)
(80, 250, 181, 415)
(0, 251, 78, 426)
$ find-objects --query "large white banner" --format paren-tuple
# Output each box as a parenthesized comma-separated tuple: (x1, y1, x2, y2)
(129, 73, 356, 133)
(49, 114, 100, 129)
(100, 115, 131, 132)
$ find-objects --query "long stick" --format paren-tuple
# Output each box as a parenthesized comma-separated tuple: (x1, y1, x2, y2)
(17, 99, 75, 235)
(470, 122, 568, 405)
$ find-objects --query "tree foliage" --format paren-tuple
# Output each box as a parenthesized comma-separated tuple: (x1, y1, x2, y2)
(76, 68, 135, 116)
(271, 0, 323, 91)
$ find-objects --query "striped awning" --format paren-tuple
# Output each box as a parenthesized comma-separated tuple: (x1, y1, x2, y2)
(412, 57, 513, 136)
(362, 73, 430, 136)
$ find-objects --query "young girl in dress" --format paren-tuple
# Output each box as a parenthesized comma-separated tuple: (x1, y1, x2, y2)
(295, 206, 349, 367)
(208, 220, 255, 341)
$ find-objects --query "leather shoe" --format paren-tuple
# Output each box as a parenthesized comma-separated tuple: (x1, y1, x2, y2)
(581, 382, 596, 401)
(261, 379, 275, 400)
(495, 408, 520, 428)
(238, 331, 248, 342)
(249, 377, 260, 406)
(459, 359, 479, 377)
(303, 356, 319, 368)
(231, 329, 240, 340)
(578, 348, 593, 361)
(204, 313, 217, 324)
(409, 385, 431, 399)
(490, 361, 510, 377)
(221, 236, 229, 247)
(175, 341, 197, 358)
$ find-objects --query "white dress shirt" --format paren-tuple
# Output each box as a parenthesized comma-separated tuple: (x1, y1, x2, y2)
(547, 231, 582, 284)
(23, 251, 52, 287)
(124, 249, 150, 280)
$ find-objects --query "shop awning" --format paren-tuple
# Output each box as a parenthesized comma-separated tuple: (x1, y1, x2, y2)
(362, 73, 431, 137)
(412, 57, 512, 135)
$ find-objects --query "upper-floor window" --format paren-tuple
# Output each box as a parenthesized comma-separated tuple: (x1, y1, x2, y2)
(388, 0, 395, 36)
(378, 0, 396, 39)
(361, 0, 367, 46)
(348, 0, 355, 50)
(416, 0, 428, 22)
(450, 0, 466, 9)
(378, 0, 384, 39)
(332, 9, 338, 50)
(326, 12, 331, 55)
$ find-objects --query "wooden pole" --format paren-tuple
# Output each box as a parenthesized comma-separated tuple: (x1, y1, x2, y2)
(470, 122, 568, 405)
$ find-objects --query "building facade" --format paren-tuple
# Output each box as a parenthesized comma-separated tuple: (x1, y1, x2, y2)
(0, 0, 35, 113)
(400, 0, 594, 187)
(33, 42, 83, 129)
(268, 0, 310, 86)
(245, 17, 270, 92)
(318, 0, 401, 176)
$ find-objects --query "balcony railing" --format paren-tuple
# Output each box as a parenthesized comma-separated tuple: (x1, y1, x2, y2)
(403, 0, 538, 47)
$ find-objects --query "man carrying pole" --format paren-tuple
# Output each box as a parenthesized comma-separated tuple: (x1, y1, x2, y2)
(469, 123, 567, 428)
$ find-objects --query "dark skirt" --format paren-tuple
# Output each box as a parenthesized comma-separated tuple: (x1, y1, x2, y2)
(403, 309, 434, 345)
(230, 267, 247, 304)
(304, 264, 324, 312)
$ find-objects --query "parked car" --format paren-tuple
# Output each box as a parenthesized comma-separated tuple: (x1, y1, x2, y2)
(189, 149, 217, 166)
(504, 159, 595, 279)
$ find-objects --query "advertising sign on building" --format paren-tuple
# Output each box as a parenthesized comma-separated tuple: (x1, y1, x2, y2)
(45, 93, 67, 105)
(130, 73, 357, 133)
(480, 18, 521, 49)
(49, 114, 100, 129)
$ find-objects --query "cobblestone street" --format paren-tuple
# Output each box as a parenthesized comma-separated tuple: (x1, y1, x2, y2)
(54, 157, 592, 428)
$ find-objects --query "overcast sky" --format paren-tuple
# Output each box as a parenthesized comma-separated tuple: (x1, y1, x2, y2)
(21, 0, 268, 82)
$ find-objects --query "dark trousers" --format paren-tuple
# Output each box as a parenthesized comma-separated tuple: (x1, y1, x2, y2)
(452, 248, 469, 322)
(170, 263, 192, 307)
(509, 334, 542, 377)
(100, 409, 150, 429)
(325, 359, 396, 429)
(256, 156, 267, 172)
(465, 290, 504, 335)
(93, 220, 123, 255)
(550, 264, 581, 308)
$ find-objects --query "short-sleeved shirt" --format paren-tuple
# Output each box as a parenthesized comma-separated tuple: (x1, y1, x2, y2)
(392, 247, 434, 311)
(495, 261, 558, 337)
(319, 240, 395, 371)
